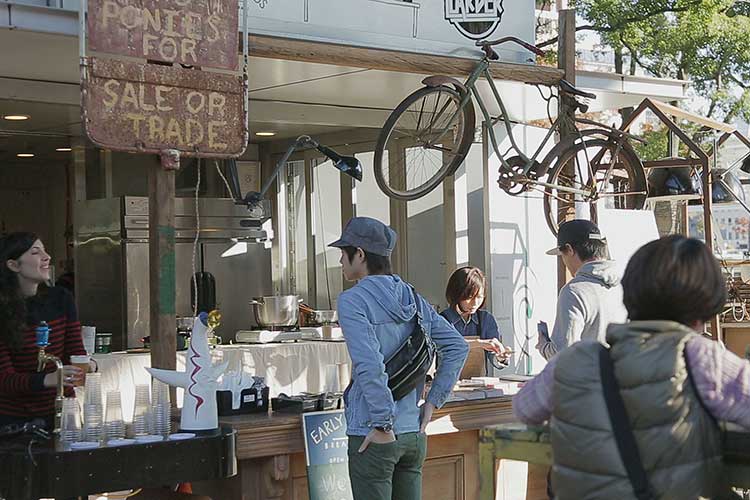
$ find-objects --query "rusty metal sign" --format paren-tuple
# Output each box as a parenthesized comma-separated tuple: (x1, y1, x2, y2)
(83, 57, 247, 157)
(88, 0, 240, 71)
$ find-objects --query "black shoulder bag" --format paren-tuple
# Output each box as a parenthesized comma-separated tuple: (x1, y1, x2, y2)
(384, 287, 437, 401)
(598, 345, 657, 500)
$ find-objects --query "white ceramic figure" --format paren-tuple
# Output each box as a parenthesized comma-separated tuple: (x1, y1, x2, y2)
(146, 313, 228, 431)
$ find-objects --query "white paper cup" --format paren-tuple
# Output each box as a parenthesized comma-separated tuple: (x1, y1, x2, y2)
(70, 355, 91, 386)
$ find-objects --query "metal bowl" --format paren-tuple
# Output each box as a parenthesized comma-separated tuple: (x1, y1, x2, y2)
(250, 295, 302, 328)
(311, 309, 338, 325)
(176, 316, 194, 332)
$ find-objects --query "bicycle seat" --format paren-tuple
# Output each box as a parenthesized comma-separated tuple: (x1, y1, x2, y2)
(559, 79, 597, 100)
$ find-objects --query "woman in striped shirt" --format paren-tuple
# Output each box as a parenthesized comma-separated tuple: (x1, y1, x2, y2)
(0, 232, 86, 428)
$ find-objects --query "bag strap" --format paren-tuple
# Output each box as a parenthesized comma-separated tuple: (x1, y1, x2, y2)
(598, 345, 656, 500)
(409, 285, 425, 330)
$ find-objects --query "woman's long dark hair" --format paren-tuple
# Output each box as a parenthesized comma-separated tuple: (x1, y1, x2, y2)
(0, 232, 38, 350)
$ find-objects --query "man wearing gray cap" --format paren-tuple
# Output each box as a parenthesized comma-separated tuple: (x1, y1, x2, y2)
(329, 216, 468, 500)
(536, 219, 627, 360)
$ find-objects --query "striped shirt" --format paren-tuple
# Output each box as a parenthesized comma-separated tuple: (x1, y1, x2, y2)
(0, 287, 85, 417)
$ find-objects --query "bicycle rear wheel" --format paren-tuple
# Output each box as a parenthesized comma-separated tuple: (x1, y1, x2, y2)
(542, 138, 647, 235)
(374, 85, 475, 201)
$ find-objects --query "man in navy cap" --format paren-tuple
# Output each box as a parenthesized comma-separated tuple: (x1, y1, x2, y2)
(329, 216, 468, 500)
(536, 219, 627, 360)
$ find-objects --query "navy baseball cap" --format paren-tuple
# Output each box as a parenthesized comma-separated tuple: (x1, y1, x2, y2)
(546, 219, 606, 255)
(328, 217, 397, 257)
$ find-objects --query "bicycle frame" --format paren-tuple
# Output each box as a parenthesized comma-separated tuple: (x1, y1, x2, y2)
(434, 57, 632, 198)
(451, 58, 564, 175)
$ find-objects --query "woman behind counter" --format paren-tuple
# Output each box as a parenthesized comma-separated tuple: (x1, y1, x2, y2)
(441, 267, 512, 374)
(0, 232, 85, 428)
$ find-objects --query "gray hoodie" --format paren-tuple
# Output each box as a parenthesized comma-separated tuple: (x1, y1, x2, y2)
(540, 260, 627, 360)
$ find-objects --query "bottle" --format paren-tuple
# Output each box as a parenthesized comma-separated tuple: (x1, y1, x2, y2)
(36, 321, 50, 347)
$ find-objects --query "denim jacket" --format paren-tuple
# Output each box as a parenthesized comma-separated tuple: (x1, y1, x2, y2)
(337, 275, 469, 436)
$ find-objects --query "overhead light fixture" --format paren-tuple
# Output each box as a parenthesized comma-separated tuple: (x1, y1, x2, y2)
(3, 114, 30, 121)
(255, 132, 276, 137)
(17, 153, 34, 158)
(56, 147, 72, 152)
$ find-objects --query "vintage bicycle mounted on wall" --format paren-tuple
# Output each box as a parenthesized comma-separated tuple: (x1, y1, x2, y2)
(372, 37, 648, 235)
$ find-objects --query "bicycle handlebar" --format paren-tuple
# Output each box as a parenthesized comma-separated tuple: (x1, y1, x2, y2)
(476, 37, 547, 57)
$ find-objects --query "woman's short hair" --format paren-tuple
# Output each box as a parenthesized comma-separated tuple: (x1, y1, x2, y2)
(622, 235, 726, 325)
(445, 266, 486, 308)
(341, 246, 392, 275)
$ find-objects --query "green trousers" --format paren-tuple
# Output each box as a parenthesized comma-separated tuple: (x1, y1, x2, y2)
(347, 432, 428, 500)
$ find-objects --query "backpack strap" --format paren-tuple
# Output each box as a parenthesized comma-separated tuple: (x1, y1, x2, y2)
(598, 345, 656, 500)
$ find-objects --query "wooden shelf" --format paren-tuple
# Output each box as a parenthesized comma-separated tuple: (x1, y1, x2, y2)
(720, 322, 750, 329)
(646, 194, 702, 203)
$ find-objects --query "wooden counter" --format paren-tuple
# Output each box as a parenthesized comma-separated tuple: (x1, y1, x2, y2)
(194, 394, 545, 500)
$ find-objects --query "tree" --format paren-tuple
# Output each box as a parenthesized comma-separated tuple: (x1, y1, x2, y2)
(538, 0, 750, 124)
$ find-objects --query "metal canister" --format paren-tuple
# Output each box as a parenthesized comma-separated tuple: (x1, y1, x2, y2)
(95, 333, 112, 354)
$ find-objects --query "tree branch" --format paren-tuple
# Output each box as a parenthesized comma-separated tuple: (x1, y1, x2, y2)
(619, 36, 664, 78)
(537, 1, 702, 50)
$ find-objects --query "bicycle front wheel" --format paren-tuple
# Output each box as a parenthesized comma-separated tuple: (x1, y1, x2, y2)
(374, 85, 475, 201)
(542, 138, 647, 235)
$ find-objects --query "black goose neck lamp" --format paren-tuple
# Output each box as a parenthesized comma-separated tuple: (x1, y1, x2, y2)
(222, 136, 363, 255)
(238, 135, 362, 209)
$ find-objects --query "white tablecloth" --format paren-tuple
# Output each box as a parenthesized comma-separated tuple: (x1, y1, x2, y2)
(92, 341, 351, 421)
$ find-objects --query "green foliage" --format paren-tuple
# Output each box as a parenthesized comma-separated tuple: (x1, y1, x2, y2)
(556, 0, 750, 123)
(633, 127, 669, 161)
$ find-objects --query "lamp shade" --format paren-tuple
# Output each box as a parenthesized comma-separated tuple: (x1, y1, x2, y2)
(648, 167, 700, 197)
(712, 168, 746, 204)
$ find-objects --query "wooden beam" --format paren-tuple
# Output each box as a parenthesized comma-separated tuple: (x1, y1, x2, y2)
(248, 35, 564, 86)
(557, 8, 576, 291)
(643, 158, 703, 169)
(650, 100, 736, 134)
(149, 152, 177, 380)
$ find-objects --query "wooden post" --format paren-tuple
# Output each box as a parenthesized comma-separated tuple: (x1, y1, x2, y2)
(149, 150, 178, 381)
(305, 157, 317, 305)
(340, 155, 356, 292)
(557, 7, 576, 291)
(443, 172, 457, 292)
(71, 138, 87, 309)
(260, 143, 283, 295)
(389, 142, 409, 278)
(702, 157, 722, 340)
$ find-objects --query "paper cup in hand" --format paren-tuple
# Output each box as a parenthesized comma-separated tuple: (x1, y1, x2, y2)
(70, 355, 90, 386)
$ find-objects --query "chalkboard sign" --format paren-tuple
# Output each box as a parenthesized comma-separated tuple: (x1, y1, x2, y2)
(302, 410, 353, 500)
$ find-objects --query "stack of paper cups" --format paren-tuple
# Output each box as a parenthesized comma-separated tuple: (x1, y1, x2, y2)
(82, 326, 96, 355)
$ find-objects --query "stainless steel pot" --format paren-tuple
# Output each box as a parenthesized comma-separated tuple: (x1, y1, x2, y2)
(250, 295, 302, 328)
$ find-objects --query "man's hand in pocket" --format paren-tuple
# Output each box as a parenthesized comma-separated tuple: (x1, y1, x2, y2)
(358, 428, 396, 452)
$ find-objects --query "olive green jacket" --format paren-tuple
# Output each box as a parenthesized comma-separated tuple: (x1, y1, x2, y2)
(551, 321, 723, 500)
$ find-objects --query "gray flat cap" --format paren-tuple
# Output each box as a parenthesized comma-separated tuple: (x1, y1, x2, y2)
(328, 217, 397, 257)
